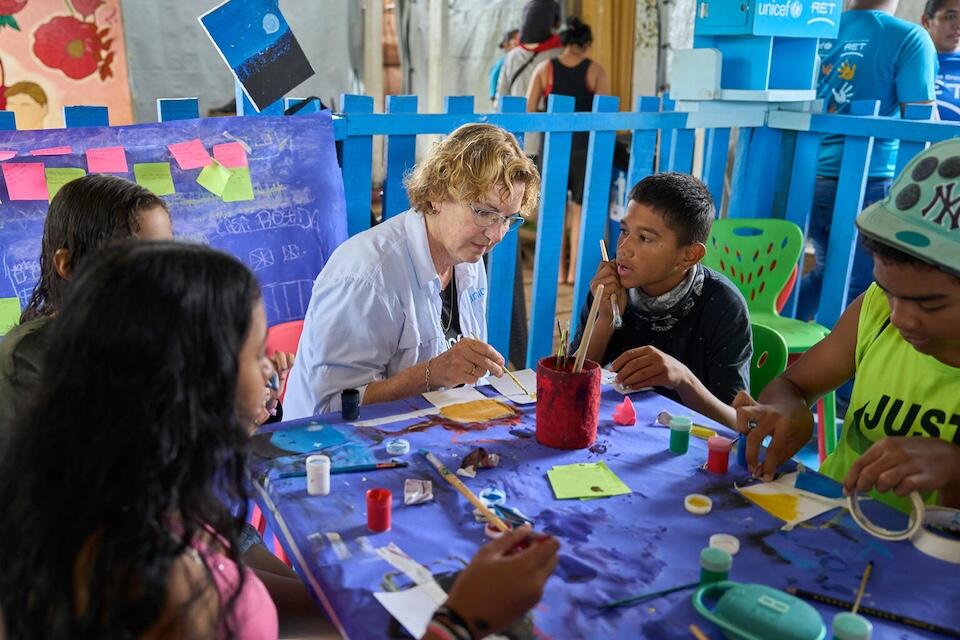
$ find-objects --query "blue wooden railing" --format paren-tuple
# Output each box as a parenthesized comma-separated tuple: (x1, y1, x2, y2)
(4, 93, 958, 369)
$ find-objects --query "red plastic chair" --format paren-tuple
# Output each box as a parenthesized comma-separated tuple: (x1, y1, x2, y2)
(265, 320, 304, 402)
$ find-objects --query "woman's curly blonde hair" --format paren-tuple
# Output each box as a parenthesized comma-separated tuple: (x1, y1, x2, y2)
(405, 123, 540, 216)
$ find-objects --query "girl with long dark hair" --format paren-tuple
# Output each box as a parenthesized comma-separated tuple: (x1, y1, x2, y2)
(0, 174, 172, 426)
(0, 241, 558, 638)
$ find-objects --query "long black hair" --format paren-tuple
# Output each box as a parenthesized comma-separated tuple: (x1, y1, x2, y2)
(21, 174, 169, 323)
(558, 16, 592, 48)
(0, 241, 261, 638)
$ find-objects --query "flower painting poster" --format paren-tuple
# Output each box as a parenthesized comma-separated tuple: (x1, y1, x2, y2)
(0, 0, 133, 129)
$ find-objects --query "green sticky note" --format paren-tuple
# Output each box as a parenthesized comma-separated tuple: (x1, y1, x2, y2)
(0, 297, 20, 335)
(223, 167, 254, 202)
(45, 167, 86, 201)
(196, 160, 231, 197)
(546, 461, 631, 500)
(133, 162, 175, 196)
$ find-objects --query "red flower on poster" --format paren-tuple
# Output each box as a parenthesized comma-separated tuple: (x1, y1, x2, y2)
(0, 0, 27, 31)
(70, 0, 104, 17)
(33, 15, 115, 81)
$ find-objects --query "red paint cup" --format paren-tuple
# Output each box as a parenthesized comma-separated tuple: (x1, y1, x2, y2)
(366, 488, 392, 532)
(706, 436, 733, 474)
(535, 356, 601, 449)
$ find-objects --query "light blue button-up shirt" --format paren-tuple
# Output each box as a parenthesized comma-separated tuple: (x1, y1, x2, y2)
(283, 209, 489, 418)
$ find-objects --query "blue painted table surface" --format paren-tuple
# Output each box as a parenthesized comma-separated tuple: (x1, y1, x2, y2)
(250, 389, 958, 640)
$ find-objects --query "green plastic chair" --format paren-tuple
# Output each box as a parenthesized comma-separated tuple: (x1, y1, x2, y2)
(0, 297, 20, 337)
(704, 218, 837, 459)
(750, 323, 788, 399)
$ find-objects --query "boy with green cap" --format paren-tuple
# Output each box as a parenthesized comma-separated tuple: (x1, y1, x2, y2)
(733, 138, 960, 511)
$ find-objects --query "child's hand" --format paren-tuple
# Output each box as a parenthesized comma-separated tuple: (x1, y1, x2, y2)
(733, 390, 814, 481)
(266, 351, 294, 415)
(609, 345, 690, 391)
(843, 437, 960, 500)
(589, 260, 625, 319)
(443, 524, 559, 638)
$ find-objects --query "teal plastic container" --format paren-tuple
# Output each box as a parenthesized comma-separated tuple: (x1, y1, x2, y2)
(693, 581, 826, 640)
(669, 415, 692, 454)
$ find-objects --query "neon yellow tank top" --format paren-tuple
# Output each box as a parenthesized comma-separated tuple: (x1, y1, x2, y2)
(819, 284, 960, 512)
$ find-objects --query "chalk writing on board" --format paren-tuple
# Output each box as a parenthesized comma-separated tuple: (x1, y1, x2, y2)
(248, 247, 275, 272)
(281, 243, 303, 262)
(262, 279, 314, 321)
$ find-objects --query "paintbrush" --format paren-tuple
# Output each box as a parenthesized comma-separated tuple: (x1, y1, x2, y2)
(574, 284, 604, 373)
(786, 587, 960, 638)
(599, 240, 622, 329)
(601, 580, 700, 610)
(504, 368, 534, 399)
(420, 449, 510, 532)
(689, 624, 709, 640)
(852, 561, 873, 614)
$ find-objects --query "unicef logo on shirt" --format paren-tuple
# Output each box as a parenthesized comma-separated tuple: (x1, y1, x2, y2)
(790, 1, 803, 18)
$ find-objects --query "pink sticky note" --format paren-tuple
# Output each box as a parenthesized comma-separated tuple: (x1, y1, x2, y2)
(213, 142, 248, 168)
(2, 163, 49, 200)
(86, 146, 128, 173)
(29, 146, 73, 156)
(167, 139, 212, 170)
(0, 151, 15, 161)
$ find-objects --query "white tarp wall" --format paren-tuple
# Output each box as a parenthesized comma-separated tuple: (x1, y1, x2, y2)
(119, 0, 356, 123)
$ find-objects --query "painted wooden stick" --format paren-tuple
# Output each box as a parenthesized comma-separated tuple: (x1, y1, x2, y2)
(852, 561, 873, 614)
(599, 240, 622, 329)
(574, 284, 604, 373)
(420, 449, 510, 532)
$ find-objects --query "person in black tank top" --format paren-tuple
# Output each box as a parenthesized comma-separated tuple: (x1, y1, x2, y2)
(526, 17, 609, 284)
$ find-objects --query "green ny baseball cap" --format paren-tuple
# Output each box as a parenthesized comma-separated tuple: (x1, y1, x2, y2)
(857, 138, 960, 277)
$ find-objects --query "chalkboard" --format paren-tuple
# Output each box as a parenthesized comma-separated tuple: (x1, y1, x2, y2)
(0, 112, 347, 327)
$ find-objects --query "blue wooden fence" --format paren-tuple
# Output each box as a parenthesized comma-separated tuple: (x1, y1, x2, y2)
(3, 94, 958, 369)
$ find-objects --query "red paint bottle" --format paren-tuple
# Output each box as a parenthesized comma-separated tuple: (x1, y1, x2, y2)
(366, 488, 392, 532)
(706, 436, 733, 474)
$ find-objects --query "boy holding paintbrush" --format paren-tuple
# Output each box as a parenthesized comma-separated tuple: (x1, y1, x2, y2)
(572, 173, 751, 428)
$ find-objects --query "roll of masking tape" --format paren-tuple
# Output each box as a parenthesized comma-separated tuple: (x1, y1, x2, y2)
(847, 491, 960, 564)
(846, 490, 924, 541)
(912, 506, 960, 564)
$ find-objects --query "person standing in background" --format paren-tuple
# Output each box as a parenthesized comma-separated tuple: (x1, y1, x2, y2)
(526, 16, 608, 284)
(490, 29, 519, 105)
(923, 0, 960, 120)
(797, 0, 937, 323)
(495, 0, 561, 102)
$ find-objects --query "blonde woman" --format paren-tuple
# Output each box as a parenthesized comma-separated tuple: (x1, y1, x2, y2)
(285, 123, 541, 417)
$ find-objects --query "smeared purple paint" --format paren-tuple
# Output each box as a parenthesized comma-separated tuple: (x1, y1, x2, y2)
(537, 508, 602, 543)
(589, 441, 609, 455)
(557, 555, 599, 582)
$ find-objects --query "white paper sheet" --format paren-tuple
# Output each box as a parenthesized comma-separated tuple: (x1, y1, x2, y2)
(737, 472, 843, 530)
(601, 368, 652, 395)
(374, 581, 448, 638)
(423, 385, 487, 408)
(489, 368, 537, 404)
(376, 543, 435, 585)
(351, 407, 438, 428)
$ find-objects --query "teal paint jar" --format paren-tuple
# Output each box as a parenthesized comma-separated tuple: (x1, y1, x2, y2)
(700, 546, 732, 585)
(669, 415, 692, 454)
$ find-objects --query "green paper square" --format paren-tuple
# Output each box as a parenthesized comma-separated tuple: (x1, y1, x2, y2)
(547, 461, 631, 500)
(133, 162, 175, 196)
(223, 167, 254, 202)
(45, 167, 86, 201)
(197, 160, 231, 197)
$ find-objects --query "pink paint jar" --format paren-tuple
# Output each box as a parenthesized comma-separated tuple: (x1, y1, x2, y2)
(535, 356, 601, 450)
(706, 436, 733, 474)
(366, 488, 392, 532)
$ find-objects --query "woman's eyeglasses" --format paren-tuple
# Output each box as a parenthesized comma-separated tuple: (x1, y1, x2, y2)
(468, 203, 525, 231)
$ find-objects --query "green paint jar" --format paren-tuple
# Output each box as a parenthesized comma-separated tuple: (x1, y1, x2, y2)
(832, 612, 873, 640)
(699, 547, 732, 585)
(669, 415, 692, 454)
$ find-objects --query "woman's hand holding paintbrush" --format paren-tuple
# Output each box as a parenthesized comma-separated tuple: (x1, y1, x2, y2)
(443, 524, 559, 639)
(429, 337, 505, 388)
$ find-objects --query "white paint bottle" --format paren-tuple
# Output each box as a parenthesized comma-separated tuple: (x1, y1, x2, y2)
(306, 454, 331, 496)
